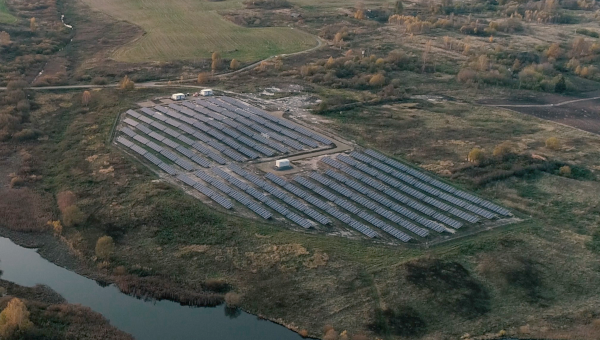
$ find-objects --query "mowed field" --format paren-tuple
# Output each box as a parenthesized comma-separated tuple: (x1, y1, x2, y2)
(0, 0, 17, 24)
(80, 0, 318, 62)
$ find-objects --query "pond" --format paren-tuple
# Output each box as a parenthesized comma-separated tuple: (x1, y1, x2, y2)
(0, 237, 304, 340)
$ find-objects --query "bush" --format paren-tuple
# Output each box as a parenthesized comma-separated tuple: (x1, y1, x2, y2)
(62, 205, 86, 227)
(95, 236, 115, 260)
(299, 329, 309, 337)
(468, 148, 485, 163)
(57, 191, 76, 213)
(12, 129, 39, 141)
(9, 176, 24, 188)
(224, 292, 242, 308)
(559, 165, 571, 176)
(91, 77, 108, 85)
(493, 142, 513, 157)
(545, 137, 560, 150)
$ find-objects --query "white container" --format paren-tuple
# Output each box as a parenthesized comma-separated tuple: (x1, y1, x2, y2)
(275, 159, 290, 169)
(200, 89, 213, 96)
(171, 93, 185, 101)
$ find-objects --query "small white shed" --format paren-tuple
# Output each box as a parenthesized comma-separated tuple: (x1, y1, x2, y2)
(171, 93, 185, 101)
(275, 159, 291, 170)
(201, 89, 213, 96)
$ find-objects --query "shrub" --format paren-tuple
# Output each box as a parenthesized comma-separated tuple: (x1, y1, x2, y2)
(203, 279, 229, 292)
(299, 329, 309, 337)
(224, 292, 242, 308)
(62, 205, 86, 227)
(12, 129, 38, 141)
(369, 74, 386, 87)
(57, 191, 76, 213)
(119, 75, 135, 90)
(47, 220, 63, 235)
(91, 77, 108, 85)
(468, 148, 485, 163)
(545, 137, 560, 150)
(230, 59, 240, 70)
(95, 236, 115, 260)
(559, 165, 571, 176)
(369, 307, 426, 337)
(0, 298, 33, 338)
(493, 142, 513, 157)
(9, 176, 24, 188)
(323, 329, 339, 340)
(197, 72, 211, 84)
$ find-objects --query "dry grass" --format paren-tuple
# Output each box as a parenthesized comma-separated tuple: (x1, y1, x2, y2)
(0, 188, 54, 232)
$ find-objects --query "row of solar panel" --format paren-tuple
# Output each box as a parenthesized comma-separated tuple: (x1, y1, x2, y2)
(179, 100, 309, 152)
(333, 155, 465, 229)
(216, 96, 334, 146)
(194, 170, 273, 219)
(349, 152, 497, 220)
(363, 149, 512, 216)
(226, 165, 333, 228)
(210, 167, 317, 228)
(170, 103, 282, 158)
(117, 136, 235, 211)
(304, 172, 434, 237)
(121, 119, 214, 169)
(135, 108, 252, 161)
(317, 162, 446, 233)
(340, 154, 482, 224)
(127, 110, 230, 164)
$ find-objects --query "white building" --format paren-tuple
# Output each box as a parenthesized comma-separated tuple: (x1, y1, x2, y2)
(200, 89, 213, 96)
(171, 93, 185, 101)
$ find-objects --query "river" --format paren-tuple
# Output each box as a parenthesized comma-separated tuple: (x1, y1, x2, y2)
(0, 237, 304, 340)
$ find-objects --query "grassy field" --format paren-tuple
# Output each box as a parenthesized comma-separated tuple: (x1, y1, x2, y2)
(0, 0, 16, 24)
(79, 0, 318, 62)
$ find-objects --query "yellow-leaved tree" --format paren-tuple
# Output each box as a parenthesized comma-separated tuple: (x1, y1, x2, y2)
(0, 298, 33, 338)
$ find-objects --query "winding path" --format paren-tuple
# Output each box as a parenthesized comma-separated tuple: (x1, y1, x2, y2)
(485, 95, 600, 108)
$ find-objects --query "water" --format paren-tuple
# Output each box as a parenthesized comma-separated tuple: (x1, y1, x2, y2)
(0, 237, 304, 340)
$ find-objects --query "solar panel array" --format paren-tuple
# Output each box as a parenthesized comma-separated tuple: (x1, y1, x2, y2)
(363, 149, 511, 216)
(116, 98, 511, 243)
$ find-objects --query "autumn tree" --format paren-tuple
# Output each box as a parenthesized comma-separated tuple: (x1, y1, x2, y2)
(211, 52, 222, 72)
(559, 165, 571, 176)
(95, 236, 115, 260)
(57, 191, 76, 213)
(0, 298, 33, 338)
(119, 75, 135, 90)
(0, 31, 10, 46)
(82, 90, 92, 107)
(325, 56, 335, 69)
(354, 9, 365, 20)
(197, 72, 211, 84)
(546, 42, 561, 60)
(230, 59, 240, 70)
(369, 73, 386, 87)
(29, 18, 37, 33)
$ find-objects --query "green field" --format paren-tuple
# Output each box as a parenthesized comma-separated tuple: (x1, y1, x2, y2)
(0, 0, 17, 24)
(80, 0, 318, 62)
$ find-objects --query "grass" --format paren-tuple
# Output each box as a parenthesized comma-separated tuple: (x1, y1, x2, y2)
(79, 0, 317, 62)
(0, 0, 16, 24)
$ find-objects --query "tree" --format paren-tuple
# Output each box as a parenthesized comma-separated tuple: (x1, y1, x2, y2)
(369, 73, 386, 87)
(546, 42, 561, 60)
(29, 18, 37, 33)
(95, 236, 115, 260)
(119, 75, 135, 90)
(0, 298, 33, 338)
(211, 52, 221, 72)
(47, 220, 63, 235)
(354, 9, 365, 20)
(0, 31, 10, 46)
(57, 191, 76, 213)
(468, 148, 485, 163)
(62, 205, 86, 227)
(554, 74, 566, 93)
(394, 0, 404, 14)
(545, 137, 560, 150)
(325, 56, 335, 69)
(230, 59, 240, 70)
(82, 91, 92, 107)
(299, 329, 309, 337)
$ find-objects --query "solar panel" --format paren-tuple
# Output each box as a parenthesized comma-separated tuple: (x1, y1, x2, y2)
(158, 162, 177, 175)
(130, 144, 147, 156)
(143, 153, 162, 165)
(120, 127, 136, 137)
(116, 136, 133, 148)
